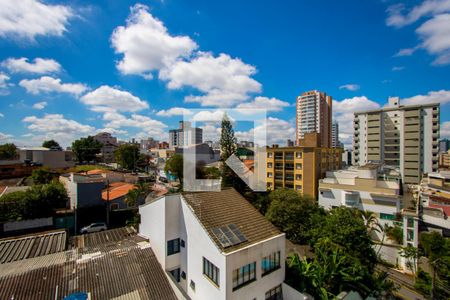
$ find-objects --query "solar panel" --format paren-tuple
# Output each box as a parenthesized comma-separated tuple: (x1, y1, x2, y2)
(211, 224, 247, 248)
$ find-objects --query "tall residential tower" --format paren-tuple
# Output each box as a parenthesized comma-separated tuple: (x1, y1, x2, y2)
(353, 97, 439, 184)
(296, 90, 332, 148)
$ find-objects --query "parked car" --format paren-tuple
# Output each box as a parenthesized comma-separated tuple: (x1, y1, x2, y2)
(80, 222, 107, 234)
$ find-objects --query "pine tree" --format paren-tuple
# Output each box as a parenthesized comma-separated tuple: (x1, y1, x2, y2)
(220, 113, 237, 188)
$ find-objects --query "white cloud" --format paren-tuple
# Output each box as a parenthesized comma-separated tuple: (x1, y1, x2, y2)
(192, 110, 229, 122)
(160, 52, 261, 107)
(111, 4, 197, 79)
(96, 127, 128, 136)
(156, 107, 193, 117)
(102, 112, 167, 139)
(392, 66, 405, 71)
(235, 117, 295, 146)
(440, 121, 450, 139)
(339, 84, 360, 91)
(386, 0, 450, 28)
(0, 113, 4, 118)
(0, 72, 12, 95)
(333, 96, 381, 147)
(80, 85, 148, 112)
(401, 89, 450, 105)
(394, 47, 418, 56)
(416, 13, 450, 65)
(200, 123, 222, 141)
(2, 57, 61, 74)
(23, 114, 94, 134)
(0, 132, 12, 141)
(32, 101, 47, 110)
(0, 0, 73, 40)
(236, 96, 290, 112)
(19, 76, 88, 96)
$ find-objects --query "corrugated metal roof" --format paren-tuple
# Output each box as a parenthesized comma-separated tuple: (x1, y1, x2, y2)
(0, 228, 177, 300)
(0, 230, 67, 264)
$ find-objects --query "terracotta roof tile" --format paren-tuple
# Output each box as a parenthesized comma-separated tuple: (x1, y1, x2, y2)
(182, 188, 282, 253)
(102, 182, 135, 201)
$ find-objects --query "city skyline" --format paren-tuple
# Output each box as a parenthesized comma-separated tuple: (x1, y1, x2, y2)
(1, 0, 450, 148)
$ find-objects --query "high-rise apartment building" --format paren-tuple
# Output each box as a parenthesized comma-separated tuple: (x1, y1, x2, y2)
(169, 121, 203, 148)
(296, 90, 332, 148)
(266, 133, 342, 198)
(331, 121, 340, 148)
(353, 97, 439, 184)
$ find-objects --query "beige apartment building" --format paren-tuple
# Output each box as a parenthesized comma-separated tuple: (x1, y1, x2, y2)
(353, 97, 439, 184)
(266, 133, 342, 198)
(439, 150, 450, 169)
(296, 90, 332, 148)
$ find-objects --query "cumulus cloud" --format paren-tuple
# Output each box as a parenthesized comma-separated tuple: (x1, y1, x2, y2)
(192, 110, 229, 122)
(111, 4, 197, 79)
(102, 112, 167, 139)
(0, 0, 73, 40)
(0, 72, 12, 95)
(235, 117, 295, 146)
(32, 101, 47, 110)
(19, 76, 88, 96)
(401, 89, 450, 105)
(440, 121, 450, 139)
(96, 127, 128, 136)
(392, 66, 405, 71)
(2, 57, 61, 74)
(333, 96, 381, 147)
(23, 114, 94, 134)
(339, 84, 360, 91)
(156, 107, 193, 117)
(0, 113, 4, 118)
(80, 85, 148, 112)
(236, 96, 290, 112)
(0, 132, 12, 141)
(386, 1, 450, 65)
(160, 52, 261, 107)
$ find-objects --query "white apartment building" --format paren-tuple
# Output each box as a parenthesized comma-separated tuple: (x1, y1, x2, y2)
(19, 147, 74, 169)
(169, 121, 203, 148)
(296, 90, 332, 148)
(353, 97, 439, 184)
(331, 121, 340, 148)
(139, 188, 299, 300)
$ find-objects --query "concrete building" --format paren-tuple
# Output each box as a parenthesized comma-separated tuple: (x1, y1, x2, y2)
(59, 173, 105, 209)
(19, 147, 74, 169)
(342, 149, 352, 167)
(353, 97, 439, 184)
(296, 90, 332, 148)
(418, 171, 450, 236)
(439, 149, 450, 169)
(169, 121, 203, 148)
(331, 121, 340, 148)
(94, 132, 118, 163)
(139, 188, 304, 300)
(266, 133, 342, 198)
(141, 137, 159, 151)
(175, 143, 220, 165)
(439, 138, 450, 153)
(102, 182, 136, 210)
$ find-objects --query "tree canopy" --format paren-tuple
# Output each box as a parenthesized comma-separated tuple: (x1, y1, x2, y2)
(42, 140, 61, 149)
(30, 167, 57, 184)
(114, 144, 140, 170)
(71, 136, 102, 163)
(0, 143, 17, 160)
(164, 154, 183, 182)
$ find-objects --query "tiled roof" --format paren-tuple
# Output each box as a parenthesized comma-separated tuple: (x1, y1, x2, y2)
(102, 182, 135, 201)
(86, 169, 108, 175)
(182, 188, 282, 253)
(0, 228, 177, 300)
(0, 230, 67, 264)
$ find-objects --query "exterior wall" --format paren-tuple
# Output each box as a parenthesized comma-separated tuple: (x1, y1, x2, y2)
(60, 175, 104, 209)
(19, 149, 74, 169)
(225, 235, 285, 300)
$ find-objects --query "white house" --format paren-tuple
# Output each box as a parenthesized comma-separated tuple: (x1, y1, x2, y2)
(19, 147, 74, 169)
(139, 188, 291, 300)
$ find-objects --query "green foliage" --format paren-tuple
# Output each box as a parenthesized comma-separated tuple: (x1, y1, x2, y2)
(30, 167, 56, 184)
(419, 232, 450, 289)
(0, 143, 17, 160)
(71, 136, 102, 163)
(414, 269, 432, 297)
(400, 245, 420, 277)
(114, 144, 140, 170)
(125, 181, 151, 208)
(220, 113, 238, 188)
(42, 140, 61, 149)
(164, 154, 183, 182)
(385, 224, 404, 244)
(0, 182, 68, 222)
(265, 189, 325, 244)
(308, 206, 377, 271)
(202, 167, 221, 179)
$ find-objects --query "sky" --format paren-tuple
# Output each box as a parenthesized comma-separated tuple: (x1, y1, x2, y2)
(0, 0, 450, 148)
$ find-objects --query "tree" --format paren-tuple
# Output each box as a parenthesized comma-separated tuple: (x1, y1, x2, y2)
(400, 245, 420, 280)
(125, 181, 151, 207)
(71, 136, 102, 163)
(30, 167, 56, 184)
(165, 154, 183, 183)
(265, 189, 325, 244)
(385, 224, 403, 244)
(419, 232, 450, 290)
(42, 140, 61, 149)
(0, 143, 17, 160)
(220, 113, 238, 188)
(114, 144, 140, 170)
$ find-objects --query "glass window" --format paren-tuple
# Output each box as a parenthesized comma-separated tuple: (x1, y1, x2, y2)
(267, 172, 273, 178)
(262, 251, 281, 276)
(267, 152, 273, 158)
(167, 238, 180, 256)
(296, 163, 302, 170)
(296, 152, 302, 158)
(190, 280, 195, 291)
(295, 185, 302, 191)
(265, 285, 283, 300)
(295, 174, 302, 180)
(267, 162, 273, 168)
(203, 257, 220, 287)
(380, 213, 395, 220)
(407, 218, 414, 228)
(169, 268, 180, 282)
(232, 262, 256, 290)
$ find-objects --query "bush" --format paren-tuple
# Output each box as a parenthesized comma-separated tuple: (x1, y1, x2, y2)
(385, 224, 403, 244)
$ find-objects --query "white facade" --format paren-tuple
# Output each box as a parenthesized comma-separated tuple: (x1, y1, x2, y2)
(169, 121, 203, 148)
(139, 193, 287, 300)
(19, 148, 74, 169)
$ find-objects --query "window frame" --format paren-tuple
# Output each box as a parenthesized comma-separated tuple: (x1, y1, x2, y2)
(232, 262, 257, 291)
(265, 284, 283, 300)
(262, 251, 281, 276)
(203, 257, 220, 287)
(167, 238, 181, 256)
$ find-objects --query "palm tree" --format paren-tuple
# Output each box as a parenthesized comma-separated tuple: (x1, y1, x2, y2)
(359, 210, 385, 255)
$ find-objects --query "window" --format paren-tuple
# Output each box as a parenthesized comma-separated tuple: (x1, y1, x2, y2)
(169, 268, 180, 282)
(296, 152, 302, 158)
(295, 185, 302, 191)
(203, 257, 220, 286)
(167, 238, 180, 256)
(296, 163, 302, 170)
(181, 239, 185, 248)
(262, 251, 281, 275)
(267, 162, 273, 168)
(110, 203, 119, 210)
(267, 152, 273, 158)
(267, 172, 273, 178)
(380, 213, 395, 220)
(295, 174, 302, 180)
(190, 280, 196, 291)
(232, 262, 256, 290)
(265, 285, 282, 300)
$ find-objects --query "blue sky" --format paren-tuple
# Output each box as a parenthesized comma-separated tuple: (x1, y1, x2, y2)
(0, 0, 450, 147)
